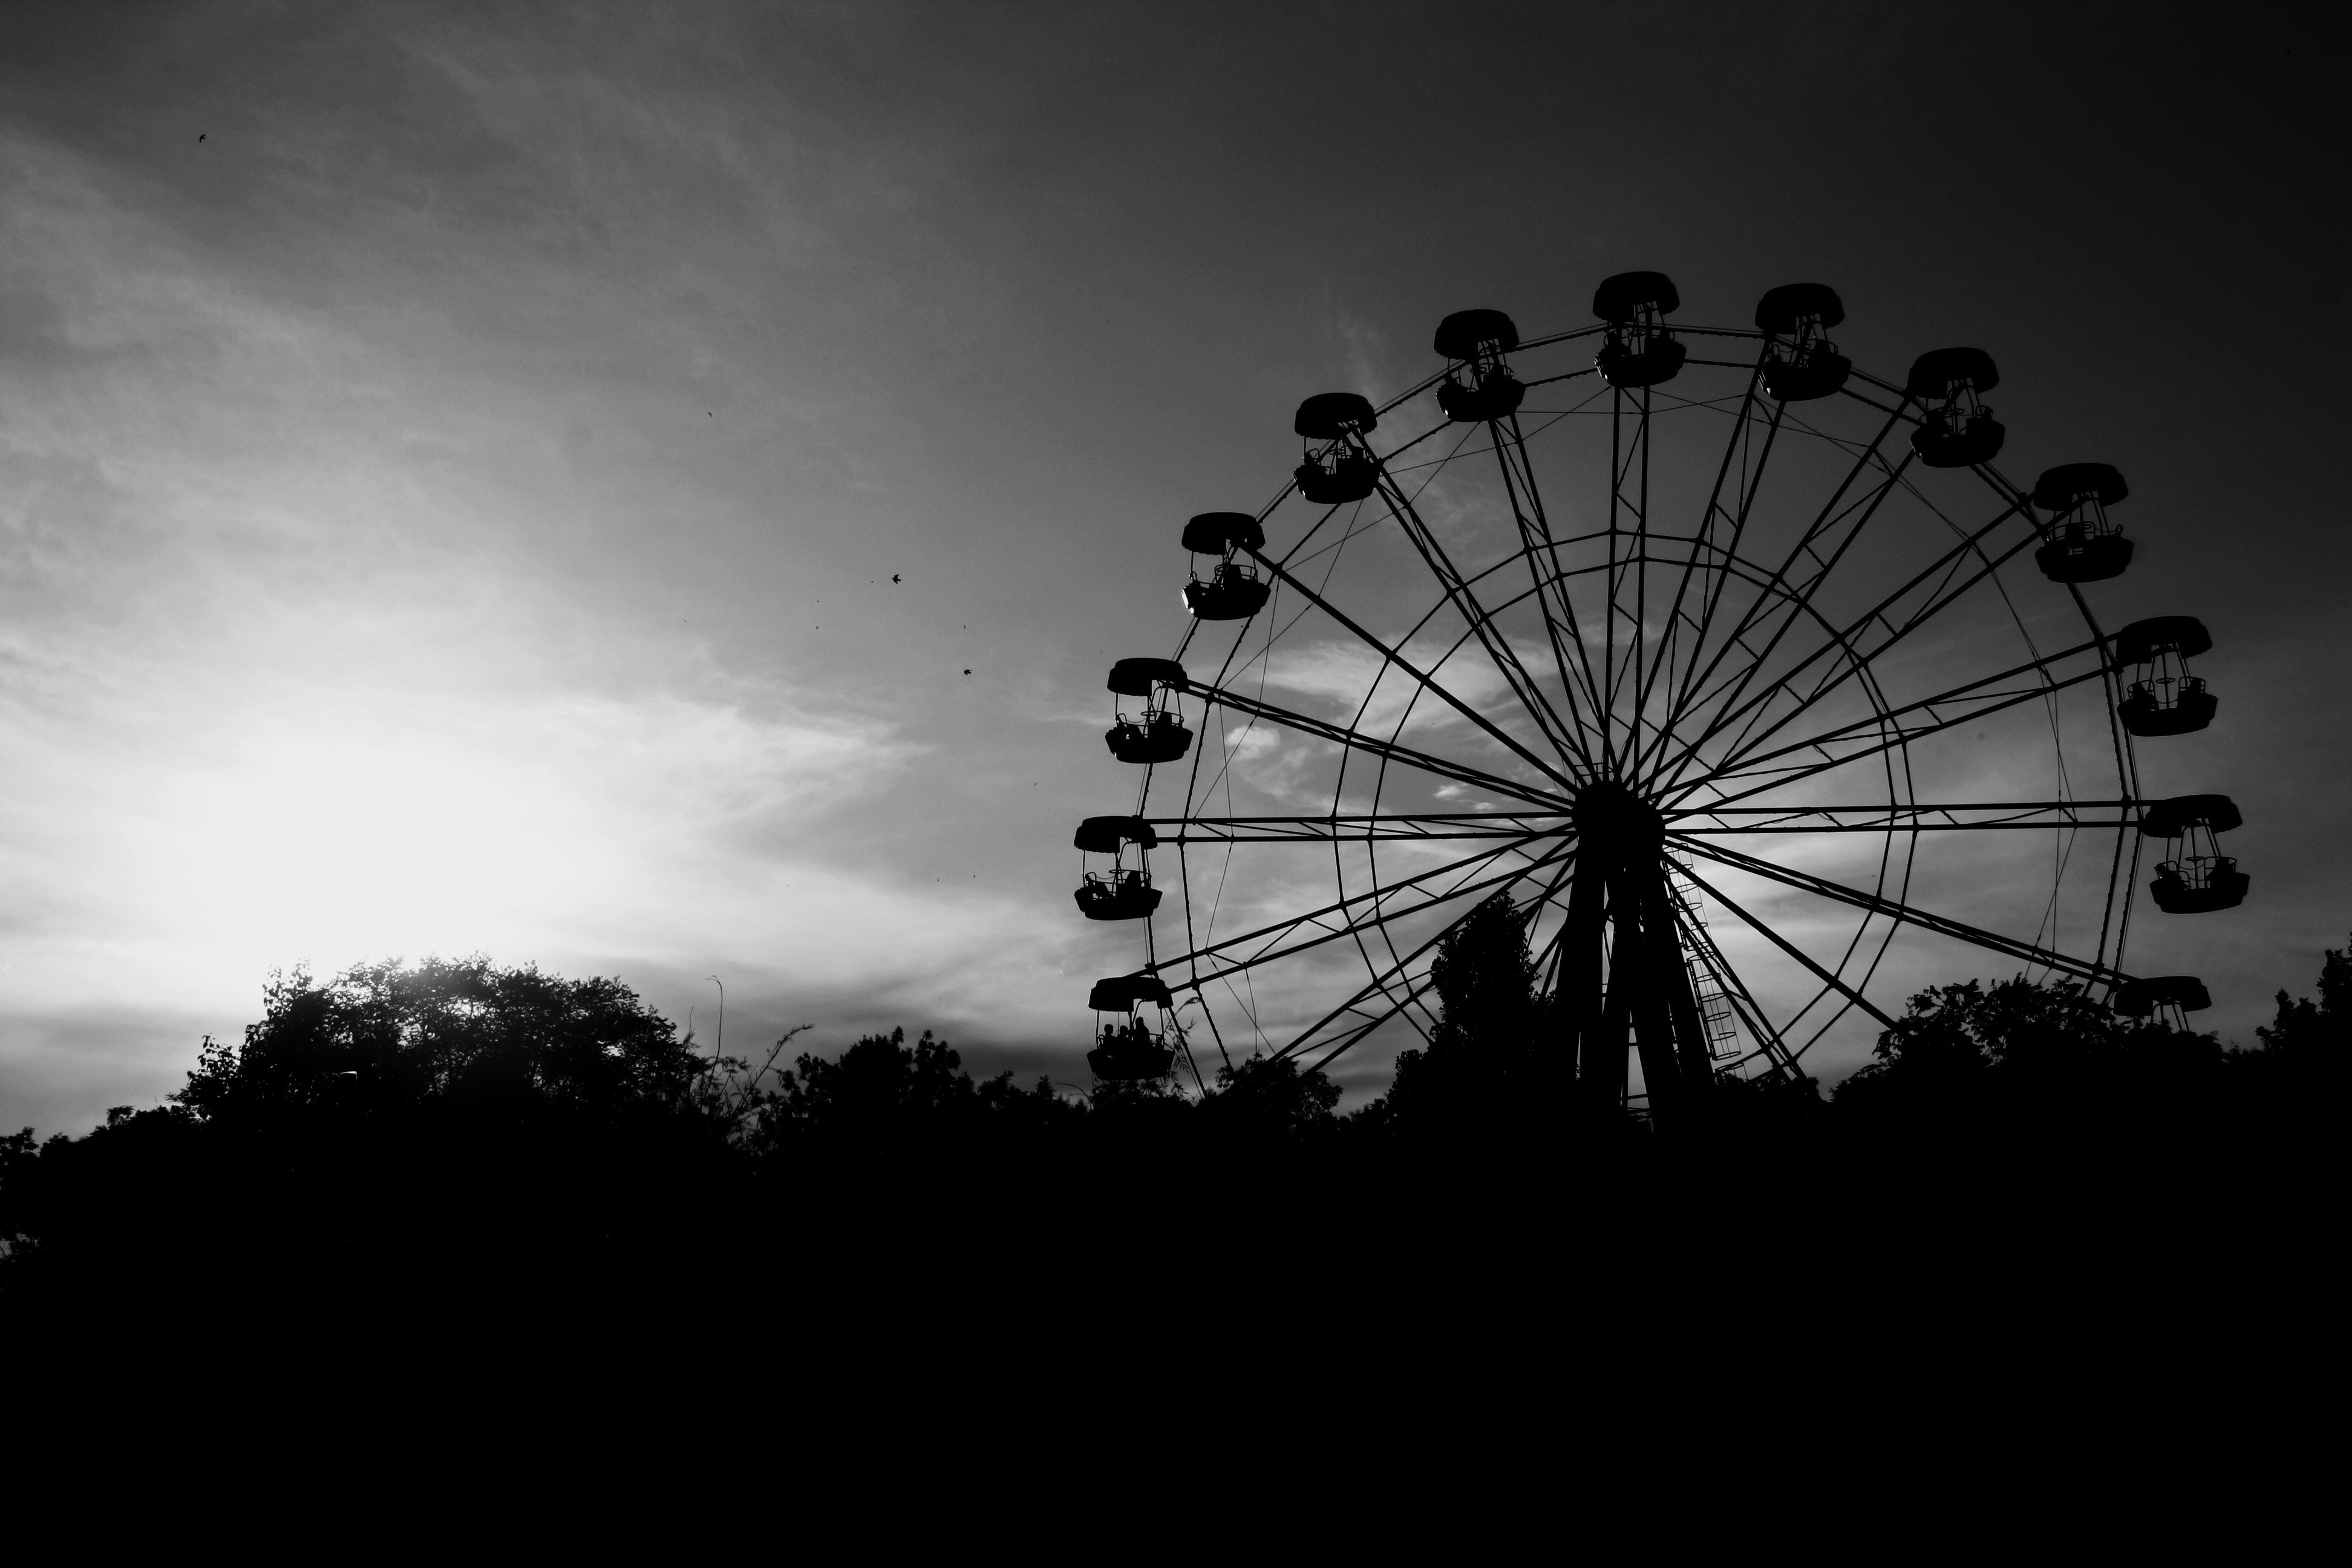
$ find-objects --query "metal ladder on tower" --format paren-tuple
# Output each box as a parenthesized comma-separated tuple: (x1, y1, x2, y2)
(1666, 852, 1744, 1065)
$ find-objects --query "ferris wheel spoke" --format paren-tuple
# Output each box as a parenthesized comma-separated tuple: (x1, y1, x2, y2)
(1668, 860, 1901, 1032)
(1669, 834, 2123, 985)
(1492, 414, 1607, 759)
(1652, 486, 2026, 790)
(1365, 451, 1588, 769)
(1146, 811, 1574, 844)
(1273, 872, 1555, 1073)
(1665, 800, 2135, 833)
(1516, 848, 1585, 975)
(1184, 681, 1572, 810)
(1672, 640, 2109, 806)
(1160, 838, 1574, 993)
(1967, 462, 2037, 517)
(1651, 404, 1910, 736)
(1290, 970, 1443, 1076)
(1272, 419, 1483, 577)
(1650, 466, 1917, 789)
(1262, 881, 1525, 1071)
(1598, 384, 1661, 772)
(1628, 355, 1780, 781)
(1624, 382, 1687, 780)
(1233, 545, 1583, 797)
(1644, 410, 1912, 784)
(1651, 587, 1892, 799)
(1671, 499, 2040, 786)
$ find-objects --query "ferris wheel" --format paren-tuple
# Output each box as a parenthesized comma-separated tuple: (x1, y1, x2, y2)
(1073, 274, 2244, 1118)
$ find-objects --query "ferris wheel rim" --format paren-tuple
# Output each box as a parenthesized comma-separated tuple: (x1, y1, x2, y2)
(1121, 312, 2145, 1089)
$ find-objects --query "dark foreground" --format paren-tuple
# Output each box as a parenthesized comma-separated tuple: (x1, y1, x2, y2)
(4, 936, 2342, 1327)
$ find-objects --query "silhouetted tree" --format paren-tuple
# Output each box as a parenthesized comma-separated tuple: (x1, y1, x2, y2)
(762, 1027, 972, 1134)
(1370, 894, 1560, 1138)
(175, 956, 711, 1129)
(13, 936, 2352, 1315)
(0, 958, 754, 1316)
(0, 1104, 217, 1294)
(1829, 973, 2239, 1155)
(747, 1025, 1077, 1159)
(2256, 934, 2351, 1060)
(1704, 1065, 1826, 1142)
(1201, 1053, 1341, 1145)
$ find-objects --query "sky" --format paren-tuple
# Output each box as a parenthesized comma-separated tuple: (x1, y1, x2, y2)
(1, 2, 2343, 1132)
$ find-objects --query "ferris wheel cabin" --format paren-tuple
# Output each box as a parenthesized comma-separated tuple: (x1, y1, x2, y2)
(2112, 615, 2217, 736)
(1180, 511, 1270, 621)
(1105, 656, 1192, 765)
(1086, 973, 1177, 1081)
(1433, 309, 1526, 422)
(1073, 815, 1163, 921)
(1593, 270, 1686, 388)
(1906, 347, 2005, 467)
(2140, 794, 2249, 913)
(2032, 462, 2135, 584)
(1293, 393, 1380, 505)
(1754, 283, 1852, 402)
(2114, 974, 2213, 1032)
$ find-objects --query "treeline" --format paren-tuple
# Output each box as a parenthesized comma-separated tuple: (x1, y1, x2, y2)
(3, 904, 2343, 1312)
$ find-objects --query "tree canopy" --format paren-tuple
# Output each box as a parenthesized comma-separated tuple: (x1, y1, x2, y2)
(174, 955, 709, 1129)
(1371, 893, 1561, 1136)
(3, 935, 2343, 1313)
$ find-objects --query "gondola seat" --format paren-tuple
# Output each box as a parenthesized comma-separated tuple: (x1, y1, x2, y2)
(1074, 873, 1163, 921)
(2118, 681, 2216, 737)
(2034, 527, 2132, 583)
(2151, 860, 2248, 913)
(1911, 413, 2005, 468)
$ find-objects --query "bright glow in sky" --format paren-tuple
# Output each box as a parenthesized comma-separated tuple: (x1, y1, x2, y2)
(2, 6, 2343, 1131)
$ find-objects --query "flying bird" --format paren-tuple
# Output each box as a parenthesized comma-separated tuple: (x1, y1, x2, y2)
(892, 573, 901, 583)
(197, 133, 206, 142)
(963, 668, 972, 675)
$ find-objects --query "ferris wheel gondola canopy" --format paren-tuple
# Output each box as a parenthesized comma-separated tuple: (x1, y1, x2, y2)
(1432, 309, 1521, 359)
(1180, 512, 1265, 555)
(2114, 975, 2213, 1016)
(1088, 973, 1173, 1011)
(1905, 347, 2000, 400)
(1754, 283, 1846, 334)
(1592, 270, 1680, 321)
(1108, 657, 1186, 696)
(2112, 616, 2212, 666)
(2033, 462, 2129, 511)
(1294, 393, 1377, 439)
(2138, 794, 2241, 838)
(1074, 815, 1158, 852)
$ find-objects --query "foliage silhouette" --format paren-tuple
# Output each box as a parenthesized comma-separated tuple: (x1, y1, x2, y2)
(747, 1024, 1077, 1155)
(1366, 893, 1563, 1141)
(1833, 973, 2238, 1137)
(175, 956, 713, 1128)
(2, 956, 750, 1318)
(1202, 1053, 1342, 1143)
(6, 938, 2347, 1315)
(2256, 936, 2351, 1059)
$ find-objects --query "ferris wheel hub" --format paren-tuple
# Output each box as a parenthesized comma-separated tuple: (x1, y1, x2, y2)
(1571, 781, 1664, 861)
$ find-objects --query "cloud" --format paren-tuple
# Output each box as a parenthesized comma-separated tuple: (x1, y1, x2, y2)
(1262, 635, 1514, 734)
